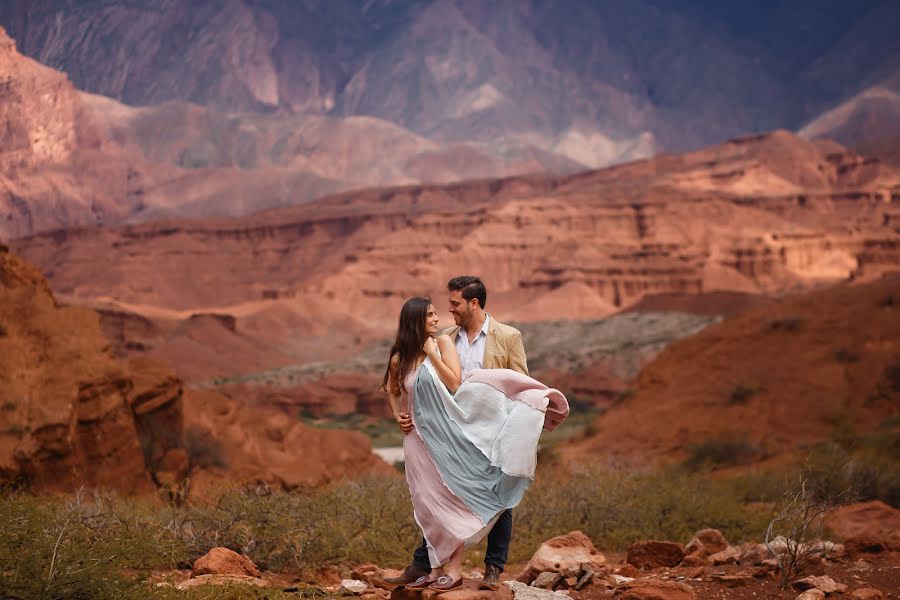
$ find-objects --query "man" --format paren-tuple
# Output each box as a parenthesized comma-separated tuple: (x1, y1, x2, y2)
(385, 275, 528, 590)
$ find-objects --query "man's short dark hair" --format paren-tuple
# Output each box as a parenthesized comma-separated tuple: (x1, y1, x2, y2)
(447, 275, 487, 309)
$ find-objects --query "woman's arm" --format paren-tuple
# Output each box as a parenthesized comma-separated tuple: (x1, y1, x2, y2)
(425, 335, 462, 393)
(386, 354, 413, 433)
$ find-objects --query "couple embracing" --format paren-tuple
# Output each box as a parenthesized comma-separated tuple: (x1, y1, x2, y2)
(381, 276, 569, 592)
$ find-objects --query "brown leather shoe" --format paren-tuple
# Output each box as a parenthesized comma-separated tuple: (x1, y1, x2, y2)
(429, 575, 462, 592)
(384, 564, 431, 586)
(479, 563, 502, 591)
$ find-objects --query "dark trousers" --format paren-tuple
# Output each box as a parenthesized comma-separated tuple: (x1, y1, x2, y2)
(411, 508, 512, 571)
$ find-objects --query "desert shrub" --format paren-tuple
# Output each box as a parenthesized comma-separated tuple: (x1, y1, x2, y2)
(683, 437, 758, 471)
(171, 477, 418, 573)
(833, 348, 861, 363)
(0, 491, 189, 599)
(765, 316, 805, 333)
(729, 384, 760, 404)
(511, 465, 770, 558)
(804, 426, 900, 507)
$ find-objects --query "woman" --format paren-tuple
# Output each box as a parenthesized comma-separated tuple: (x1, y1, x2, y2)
(383, 297, 568, 591)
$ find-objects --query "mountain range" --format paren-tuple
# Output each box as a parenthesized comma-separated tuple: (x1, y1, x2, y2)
(1, 0, 898, 177)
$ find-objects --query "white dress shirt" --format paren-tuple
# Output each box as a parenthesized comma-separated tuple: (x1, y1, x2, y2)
(456, 315, 490, 378)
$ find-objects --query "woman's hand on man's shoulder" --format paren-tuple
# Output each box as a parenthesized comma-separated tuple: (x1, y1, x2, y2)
(435, 334, 454, 346)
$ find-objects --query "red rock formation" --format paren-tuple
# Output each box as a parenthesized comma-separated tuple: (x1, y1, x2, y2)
(563, 276, 900, 465)
(0, 247, 393, 494)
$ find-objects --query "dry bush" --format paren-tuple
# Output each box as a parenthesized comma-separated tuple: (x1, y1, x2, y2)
(683, 436, 759, 470)
(171, 477, 418, 573)
(765, 474, 850, 589)
(511, 465, 769, 560)
(0, 490, 189, 599)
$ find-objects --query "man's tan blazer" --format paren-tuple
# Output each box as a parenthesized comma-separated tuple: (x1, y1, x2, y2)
(444, 316, 528, 375)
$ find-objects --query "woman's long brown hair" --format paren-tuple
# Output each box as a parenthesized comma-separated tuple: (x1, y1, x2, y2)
(382, 297, 431, 395)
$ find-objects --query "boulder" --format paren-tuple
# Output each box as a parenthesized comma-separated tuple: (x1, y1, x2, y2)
(796, 591, 826, 600)
(850, 588, 885, 599)
(683, 529, 729, 560)
(826, 501, 900, 543)
(626, 541, 685, 569)
(708, 545, 741, 565)
(738, 543, 770, 566)
(516, 531, 606, 584)
(191, 547, 260, 578)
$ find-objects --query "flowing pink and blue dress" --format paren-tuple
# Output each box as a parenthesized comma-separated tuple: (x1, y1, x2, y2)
(400, 358, 569, 567)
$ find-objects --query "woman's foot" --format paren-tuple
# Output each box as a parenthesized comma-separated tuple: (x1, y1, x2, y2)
(429, 575, 462, 592)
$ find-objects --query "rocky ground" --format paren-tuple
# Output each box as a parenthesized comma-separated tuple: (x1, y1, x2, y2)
(150, 502, 900, 600)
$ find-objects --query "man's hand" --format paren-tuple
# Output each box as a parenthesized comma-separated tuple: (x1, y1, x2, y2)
(396, 412, 414, 433)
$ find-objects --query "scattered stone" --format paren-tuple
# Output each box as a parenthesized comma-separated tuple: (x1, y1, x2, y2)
(191, 547, 261, 579)
(340, 579, 370, 595)
(616, 565, 641, 578)
(177, 574, 269, 589)
(532, 572, 562, 589)
(708, 545, 741, 565)
(850, 588, 885, 600)
(711, 573, 753, 588)
(626, 541, 686, 569)
(618, 579, 697, 600)
(738, 543, 770, 566)
(685, 567, 705, 579)
(792, 575, 848, 594)
(796, 591, 826, 600)
(609, 574, 635, 585)
(505, 580, 572, 600)
(574, 568, 595, 591)
(683, 529, 729, 560)
(848, 559, 872, 572)
(516, 531, 606, 584)
(677, 554, 706, 567)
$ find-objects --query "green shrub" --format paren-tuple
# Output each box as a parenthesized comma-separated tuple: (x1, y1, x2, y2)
(171, 477, 418, 573)
(684, 437, 758, 471)
(833, 348, 861, 363)
(766, 316, 805, 333)
(0, 492, 189, 599)
(729, 384, 760, 404)
(512, 465, 770, 557)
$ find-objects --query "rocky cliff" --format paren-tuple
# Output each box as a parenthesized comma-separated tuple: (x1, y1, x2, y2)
(0, 246, 391, 494)
(563, 276, 900, 465)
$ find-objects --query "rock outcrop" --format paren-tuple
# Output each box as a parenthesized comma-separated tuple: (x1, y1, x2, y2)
(0, 248, 393, 494)
(564, 276, 900, 465)
(0, 248, 183, 492)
